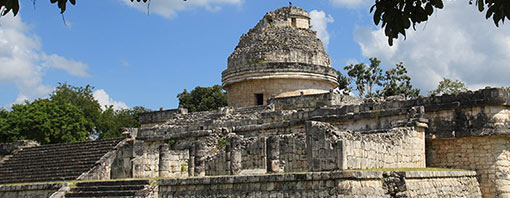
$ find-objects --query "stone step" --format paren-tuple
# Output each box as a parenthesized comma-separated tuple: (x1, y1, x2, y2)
(64, 180, 152, 198)
(20, 138, 123, 152)
(0, 168, 87, 181)
(12, 145, 117, 159)
(65, 190, 139, 197)
(71, 185, 146, 192)
(0, 165, 92, 177)
(75, 180, 151, 187)
(0, 175, 77, 184)
(0, 158, 99, 172)
(3, 152, 108, 167)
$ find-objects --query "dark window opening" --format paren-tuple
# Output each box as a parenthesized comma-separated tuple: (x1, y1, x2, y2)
(291, 18, 297, 27)
(255, 94, 264, 106)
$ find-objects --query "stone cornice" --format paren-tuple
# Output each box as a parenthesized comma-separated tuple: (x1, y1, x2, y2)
(222, 62, 338, 88)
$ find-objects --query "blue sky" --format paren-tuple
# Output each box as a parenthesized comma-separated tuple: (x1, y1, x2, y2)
(1, 0, 509, 110)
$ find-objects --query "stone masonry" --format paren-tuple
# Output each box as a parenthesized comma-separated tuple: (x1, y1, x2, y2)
(222, 6, 337, 107)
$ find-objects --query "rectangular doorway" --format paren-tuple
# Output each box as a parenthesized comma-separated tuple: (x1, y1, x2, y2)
(255, 94, 264, 105)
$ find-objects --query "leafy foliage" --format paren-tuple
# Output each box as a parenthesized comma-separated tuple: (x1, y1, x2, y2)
(429, 78, 468, 95)
(177, 85, 227, 112)
(0, 83, 149, 144)
(342, 57, 419, 98)
(96, 106, 150, 139)
(380, 62, 420, 98)
(336, 71, 352, 95)
(371, 0, 510, 45)
(50, 83, 101, 136)
(344, 58, 384, 98)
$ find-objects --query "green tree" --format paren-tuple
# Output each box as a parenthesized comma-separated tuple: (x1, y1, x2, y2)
(177, 85, 227, 112)
(50, 83, 102, 137)
(344, 58, 384, 98)
(336, 71, 351, 95)
(429, 78, 468, 95)
(96, 106, 150, 139)
(379, 62, 420, 98)
(0, 83, 148, 144)
(0, 108, 17, 143)
(6, 98, 89, 144)
(342, 58, 419, 99)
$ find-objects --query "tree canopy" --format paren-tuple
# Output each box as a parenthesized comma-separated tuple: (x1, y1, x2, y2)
(177, 85, 227, 112)
(339, 57, 420, 99)
(0, 83, 149, 144)
(429, 78, 468, 95)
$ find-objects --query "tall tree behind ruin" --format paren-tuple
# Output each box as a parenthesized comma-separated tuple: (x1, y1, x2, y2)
(341, 57, 419, 99)
(429, 78, 468, 96)
(177, 85, 227, 112)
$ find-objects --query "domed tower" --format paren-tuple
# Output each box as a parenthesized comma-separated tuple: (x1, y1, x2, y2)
(222, 6, 338, 107)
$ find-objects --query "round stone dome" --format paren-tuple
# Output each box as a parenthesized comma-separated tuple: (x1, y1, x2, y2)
(222, 6, 338, 107)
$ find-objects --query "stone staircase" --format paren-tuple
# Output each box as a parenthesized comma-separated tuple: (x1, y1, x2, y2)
(65, 180, 153, 197)
(0, 138, 124, 184)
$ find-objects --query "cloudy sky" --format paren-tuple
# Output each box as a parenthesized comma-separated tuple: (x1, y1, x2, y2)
(0, 0, 509, 110)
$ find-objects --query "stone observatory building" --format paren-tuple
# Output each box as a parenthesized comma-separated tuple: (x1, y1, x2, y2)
(222, 6, 338, 107)
(3, 5, 510, 198)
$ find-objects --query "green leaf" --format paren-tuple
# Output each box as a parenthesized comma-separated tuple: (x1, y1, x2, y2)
(478, 0, 484, 12)
(425, 3, 433, 15)
(374, 9, 383, 25)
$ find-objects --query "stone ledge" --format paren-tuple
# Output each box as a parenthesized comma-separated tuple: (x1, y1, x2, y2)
(222, 62, 337, 87)
(158, 170, 477, 186)
(404, 170, 478, 178)
(137, 130, 212, 140)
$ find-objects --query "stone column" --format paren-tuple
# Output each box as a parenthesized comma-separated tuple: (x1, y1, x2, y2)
(159, 144, 170, 177)
(188, 146, 195, 176)
(266, 136, 281, 173)
(230, 136, 242, 175)
(194, 142, 206, 177)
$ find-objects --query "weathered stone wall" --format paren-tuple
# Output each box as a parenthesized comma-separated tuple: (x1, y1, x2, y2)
(278, 133, 309, 172)
(306, 121, 426, 171)
(157, 171, 480, 198)
(205, 149, 230, 176)
(427, 136, 510, 198)
(267, 91, 361, 110)
(132, 140, 162, 178)
(241, 136, 266, 170)
(225, 78, 334, 107)
(343, 128, 425, 169)
(0, 183, 65, 198)
(159, 146, 189, 178)
(405, 173, 481, 197)
(111, 140, 134, 179)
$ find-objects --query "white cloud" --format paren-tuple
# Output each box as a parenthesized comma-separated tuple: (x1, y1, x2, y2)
(310, 10, 334, 47)
(0, 15, 89, 104)
(354, 0, 510, 93)
(123, 0, 242, 19)
(330, 0, 372, 9)
(93, 89, 129, 110)
(345, 58, 359, 65)
(41, 54, 90, 77)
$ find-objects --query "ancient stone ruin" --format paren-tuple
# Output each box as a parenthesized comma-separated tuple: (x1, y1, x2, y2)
(1, 5, 509, 198)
